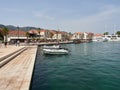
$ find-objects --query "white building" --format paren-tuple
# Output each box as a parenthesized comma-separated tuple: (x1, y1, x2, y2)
(7, 30, 27, 43)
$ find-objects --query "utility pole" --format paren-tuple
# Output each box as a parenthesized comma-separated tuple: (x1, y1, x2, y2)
(17, 26, 19, 40)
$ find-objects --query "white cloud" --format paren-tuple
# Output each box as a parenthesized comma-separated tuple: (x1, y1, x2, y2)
(59, 6, 120, 33)
(33, 10, 55, 20)
(0, 8, 20, 12)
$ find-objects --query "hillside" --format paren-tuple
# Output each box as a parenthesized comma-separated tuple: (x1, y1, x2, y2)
(0, 24, 40, 31)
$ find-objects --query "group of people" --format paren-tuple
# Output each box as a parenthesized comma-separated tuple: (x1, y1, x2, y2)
(0, 40, 20, 48)
(0, 41, 7, 48)
(16, 40, 20, 46)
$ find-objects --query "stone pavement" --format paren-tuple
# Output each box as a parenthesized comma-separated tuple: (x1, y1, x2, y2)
(0, 46, 37, 90)
(0, 45, 26, 60)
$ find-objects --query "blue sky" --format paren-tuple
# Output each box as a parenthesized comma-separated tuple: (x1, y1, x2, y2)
(0, 0, 120, 34)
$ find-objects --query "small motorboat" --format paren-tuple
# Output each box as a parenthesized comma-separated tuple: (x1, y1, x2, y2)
(43, 45, 60, 49)
(43, 48, 69, 55)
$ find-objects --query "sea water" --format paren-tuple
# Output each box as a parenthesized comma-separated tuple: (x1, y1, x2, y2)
(31, 42, 120, 90)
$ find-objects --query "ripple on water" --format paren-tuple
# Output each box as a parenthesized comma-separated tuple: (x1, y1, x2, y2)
(31, 42, 120, 90)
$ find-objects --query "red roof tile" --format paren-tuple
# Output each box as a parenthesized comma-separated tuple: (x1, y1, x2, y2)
(75, 32, 83, 34)
(49, 30, 57, 34)
(94, 34, 103, 36)
(9, 30, 26, 36)
(40, 29, 46, 32)
(28, 29, 39, 34)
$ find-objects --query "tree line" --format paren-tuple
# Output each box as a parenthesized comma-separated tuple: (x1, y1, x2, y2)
(0, 27, 9, 42)
(103, 31, 120, 35)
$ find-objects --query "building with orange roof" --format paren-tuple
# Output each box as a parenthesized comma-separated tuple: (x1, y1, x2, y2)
(7, 30, 27, 43)
(40, 29, 51, 39)
(71, 32, 94, 40)
(52, 31, 69, 41)
(28, 29, 52, 39)
(83, 32, 94, 40)
(28, 29, 39, 35)
(71, 32, 83, 39)
(92, 33, 104, 41)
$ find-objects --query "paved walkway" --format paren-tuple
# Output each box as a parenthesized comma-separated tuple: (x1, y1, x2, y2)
(0, 45, 25, 60)
(0, 46, 37, 90)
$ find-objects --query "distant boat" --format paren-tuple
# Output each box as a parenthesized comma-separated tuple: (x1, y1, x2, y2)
(92, 37, 104, 42)
(73, 39, 81, 44)
(103, 35, 120, 41)
(103, 38, 108, 42)
(43, 48, 69, 55)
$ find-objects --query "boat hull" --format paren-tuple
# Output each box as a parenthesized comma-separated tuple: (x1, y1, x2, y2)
(43, 49, 69, 55)
(43, 45, 60, 49)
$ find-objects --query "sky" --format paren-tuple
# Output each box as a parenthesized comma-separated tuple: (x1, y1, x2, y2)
(0, 0, 120, 34)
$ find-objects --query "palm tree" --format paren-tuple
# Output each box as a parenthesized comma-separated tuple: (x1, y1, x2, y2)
(103, 32, 109, 35)
(2, 27, 9, 42)
(37, 28, 41, 40)
(26, 32, 30, 43)
(0, 28, 4, 41)
(50, 32, 54, 38)
(116, 31, 120, 35)
(37, 28, 41, 42)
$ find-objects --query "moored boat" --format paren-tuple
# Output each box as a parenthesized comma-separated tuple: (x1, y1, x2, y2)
(43, 48, 69, 55)
(43, 45, 60, 49)
(103, 35, 120, 41)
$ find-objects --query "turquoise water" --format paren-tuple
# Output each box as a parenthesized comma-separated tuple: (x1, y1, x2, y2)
(31, 42, 120, 90)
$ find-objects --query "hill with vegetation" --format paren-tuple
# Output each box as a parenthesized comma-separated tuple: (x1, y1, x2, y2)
(0, 24, 39, 31)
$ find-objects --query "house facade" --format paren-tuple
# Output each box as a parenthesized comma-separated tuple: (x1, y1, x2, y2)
(40, 30, 51, 39)
(92, 34, 104, 41)
(51, 31, 69, 41)
(83, 32, 94, 40)
(7, 30, 27, 43)
(28, 29, 51, 39)
(72, 32, 94, 40)
(71, 32, 83, 39)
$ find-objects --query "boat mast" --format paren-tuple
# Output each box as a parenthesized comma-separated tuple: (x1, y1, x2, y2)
(57, 28, 59, 44)
(114, 24, 116, 35)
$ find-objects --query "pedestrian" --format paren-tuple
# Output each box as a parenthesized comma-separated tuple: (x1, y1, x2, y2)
(4, 41, 7, 48)
(17, 40, 20, 46)
(0, 41, 2, 48)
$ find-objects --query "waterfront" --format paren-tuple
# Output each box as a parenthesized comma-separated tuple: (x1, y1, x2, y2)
(31, 42, 120, 90)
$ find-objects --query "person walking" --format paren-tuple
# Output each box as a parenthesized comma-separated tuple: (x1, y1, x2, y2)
(0, 41, 2, 48)
(17, 40, 20, 46)
(4, 41, 7, 48)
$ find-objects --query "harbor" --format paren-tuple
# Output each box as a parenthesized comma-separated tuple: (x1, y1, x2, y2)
(0, 41, 120, 90)
(0, 43, 69, 90)
(31, 42, 120, 90)
(1, 0, 120, 90)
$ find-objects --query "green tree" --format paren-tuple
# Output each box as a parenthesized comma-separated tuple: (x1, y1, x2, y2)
(26, 32, 30, 42)
(0, 29, 4, 41)
(2, 27, 9, 42)
(37, 28, 41, 40)
(116, 31, 120, 35)
(50, 32, 54, 38)
(103, 32, 109, 35)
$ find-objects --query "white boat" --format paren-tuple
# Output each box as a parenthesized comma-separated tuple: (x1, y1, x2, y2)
(43, 45, 60, 49)
(103, 35, 120, 41)
(92, 38, 104, 42)
(102, 38, 108, 42)
(43, 48, 69, 55)
(92, 38, 108, 42)
(92, 34, 105, 42)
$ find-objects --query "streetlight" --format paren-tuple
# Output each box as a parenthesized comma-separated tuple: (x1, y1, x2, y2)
(15, 26, 20, 46)
(17, 26, 19, 40)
